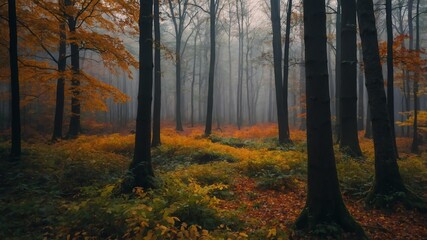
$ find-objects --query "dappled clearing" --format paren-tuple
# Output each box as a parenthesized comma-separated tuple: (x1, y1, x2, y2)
(0, 125, 426, 239)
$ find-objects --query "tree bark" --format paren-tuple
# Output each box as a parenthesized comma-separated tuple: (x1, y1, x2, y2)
(270, 0, 290, 144)
(8, 0, 21, 159)
(386, 0, 399, 158)
(52, 1, 67, 142)
(66, 0, 81, 138)
(152, 0, 161, 147)
(126, 0, 155, 190)
(411, 0, 420, 153)
(357, 47, 364, 130)
(357, 0, 422, 208)
(204, 0, 216, 136)
(228, 1, 234, 124)
(282, 0, 292, 141)
(339, 0, 362, 157)
(236, 0, 244, 129)
(335, 0, 342, 142)
(295, 1, 365, 236)
(191, 31, 198, 127)
(364, 102, 372, 138)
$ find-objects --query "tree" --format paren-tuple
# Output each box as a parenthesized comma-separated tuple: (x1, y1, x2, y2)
(152, 0, 162, 147)
(386, 0, 399, 157)
(335, 0, 342, 142)
(8, 0, 21, 159)
(51, 0, 67, 142)
(295, 0, 365, 237)
(357, 0, 424, 209)
(204, 0, 217, 136)
(411, 0, 420, 153)
(226, 0, 234, 124)
(28, 0, 137, 138)
(282, 0, 292, 142)
(64, 0, 81, 138)
(270, 0, 290, 144)
(127, 0, 156, 190)
(357, 46, 364, 130)
(189, 11, 204, 127)
(339, 0, 362, 157)
(236, 0, 244, 129)
(166, 0, 190, 131)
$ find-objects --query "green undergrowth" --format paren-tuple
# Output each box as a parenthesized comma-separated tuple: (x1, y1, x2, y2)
(0, 133, 426, 239)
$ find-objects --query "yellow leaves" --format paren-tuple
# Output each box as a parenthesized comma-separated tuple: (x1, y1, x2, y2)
(396, 111, 427, 133)
(100, 184, 115, 197)
(267, 227, 277, 238)
(165, 216, 180, 225)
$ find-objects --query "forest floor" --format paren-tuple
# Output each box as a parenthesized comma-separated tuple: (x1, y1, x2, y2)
(0, 124, 426, 239)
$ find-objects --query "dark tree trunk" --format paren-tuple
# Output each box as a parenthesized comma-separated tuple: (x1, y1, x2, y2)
(176, 42, 183, 131)
(52, 5, 67, 142)
(270, 0, 290, 144)
(236, 0, 244, 129)
(198, 41, 203, 123)
(268, 67, 273, 122)
(335, 0, 342, 142)
(8, 0, 21, 159)
(245, 32, 252, 125)
(298, 18, 306, 131)
(126, 0, 155, 190)
(167, 0, 188, 132)
(339, 0, 362, 157)
(406, 0, 414, 138)
(411, 0, 420, 153)
(228, 1, 234, 124)
(386, 0, 399, 158)
(204, 0, 216, 136)
(191, 32, 198, 127)
(295, 1, 365, 236)
(364, 102, 372, 138)
(152, 0, 161, 147)
(66, 2, 81, 138)
(357, 0, 423, 208)
(282, 0, 292, 142)
(357, 47, 364, 130)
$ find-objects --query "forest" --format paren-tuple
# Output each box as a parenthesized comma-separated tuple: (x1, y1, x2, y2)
(0, 0, 426, 239)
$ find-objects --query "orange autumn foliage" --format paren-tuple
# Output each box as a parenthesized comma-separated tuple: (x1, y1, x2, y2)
(0, 0, 138, 114)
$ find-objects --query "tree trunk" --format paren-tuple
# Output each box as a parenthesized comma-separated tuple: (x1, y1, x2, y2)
(282, 0, 292, 141)
(176, 41, 183, 131)
(245, 32, 252, 125)
(386, 0, 399, 158)
(204, 0, 216, 136)
(236, 0, 244, 129)
(228, 1, 234, 124)
(126, 0, 155, 191)
(411, 0, 420, 153)
(299, 16, 306, 131)
(66, 3, 81, 138)
(364, 102, 372, 138)
(191, 32, 198, 127)
(339, 0, 362, 157)
(335, 0, 342, 142)
(270, 0, 290, 144)
(8, 0, 21, 159)
(406, 0, 413, 138)
(152, 0, 161, 147)
(357, 0, 423, 209)
(268, 67, 273, 122)
(295, 1, 365, 236)
(357, 47, 364, 130)
(52, 2, 67, 142)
